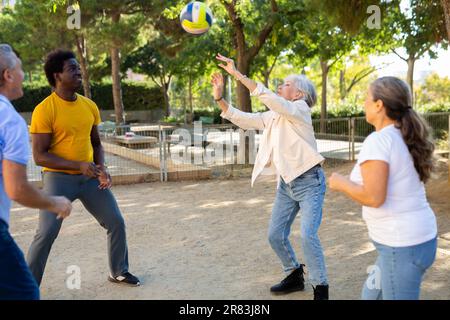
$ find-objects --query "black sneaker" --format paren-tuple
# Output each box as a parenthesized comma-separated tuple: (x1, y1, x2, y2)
(108, 272, 141, 286)
(270, 265, 305, 295)
(313, 284, 329, 300)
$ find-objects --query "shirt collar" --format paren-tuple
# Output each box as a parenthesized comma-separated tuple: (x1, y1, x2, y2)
(0, 94, 12, 106)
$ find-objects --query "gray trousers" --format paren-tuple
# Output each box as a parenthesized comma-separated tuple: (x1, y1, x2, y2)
(27, 172, 129, 285)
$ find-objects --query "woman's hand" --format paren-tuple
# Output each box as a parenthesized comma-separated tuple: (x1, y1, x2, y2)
(211, 73, 224, 100)
(216, 53, 237, 77)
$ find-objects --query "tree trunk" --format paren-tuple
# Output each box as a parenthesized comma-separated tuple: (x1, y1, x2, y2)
(406, 56, 416, 106)
(161, 79, 171, 117)
(441, 0, 450, 41)
(110, 11, 124, 125)
(236, 56, 252, 113)
(188, 74, 193, 123)
(263, 72, 270, 88)
(76, 34, 91, 99)
(28, 71, 33, 84)
(339, 69, 346, 101)
(111, 46, 124, 124)
(320, 59, 329, 133)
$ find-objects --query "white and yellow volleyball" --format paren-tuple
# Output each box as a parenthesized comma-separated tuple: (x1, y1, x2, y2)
(180, 1, 213, 35)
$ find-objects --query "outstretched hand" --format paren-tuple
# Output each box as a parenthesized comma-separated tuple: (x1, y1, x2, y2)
(211, 73, 224, 100)
(216, 53, 237, 76)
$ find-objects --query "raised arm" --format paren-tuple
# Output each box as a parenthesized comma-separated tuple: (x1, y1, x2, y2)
(216, 54, 311, 124)
(211, 72, 270, 130)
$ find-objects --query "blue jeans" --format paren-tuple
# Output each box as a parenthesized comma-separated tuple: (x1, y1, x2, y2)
(268, 165, 328, 286)
(0, 219, 40, 300)
(362, 237, 437, 300)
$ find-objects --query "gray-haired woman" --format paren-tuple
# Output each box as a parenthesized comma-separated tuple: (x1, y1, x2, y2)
(211, 53, 329, 300)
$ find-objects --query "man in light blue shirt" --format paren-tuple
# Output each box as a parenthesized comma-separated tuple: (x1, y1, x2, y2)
(0, 92, 30, 224)
(0, 44, 72, 300)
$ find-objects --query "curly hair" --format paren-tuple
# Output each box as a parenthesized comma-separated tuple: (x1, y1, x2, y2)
(44, 49, 76, 87)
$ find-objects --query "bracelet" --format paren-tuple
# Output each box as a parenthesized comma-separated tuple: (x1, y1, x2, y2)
(214, 96, 223, 102)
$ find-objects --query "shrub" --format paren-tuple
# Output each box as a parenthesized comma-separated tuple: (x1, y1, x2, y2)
(12, 81, 164, 112)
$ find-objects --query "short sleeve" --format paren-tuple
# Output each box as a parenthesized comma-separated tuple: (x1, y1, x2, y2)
(30, 104, 53, 134)
(89, 101, 101, 125)
(358, 132, 392, 165)
(0, 116, 30, 166)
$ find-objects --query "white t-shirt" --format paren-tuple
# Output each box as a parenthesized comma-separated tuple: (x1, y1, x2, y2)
(350, 124, 437, 247)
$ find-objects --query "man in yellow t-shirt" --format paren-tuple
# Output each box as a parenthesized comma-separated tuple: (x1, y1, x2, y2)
(27, 50, 140, 287)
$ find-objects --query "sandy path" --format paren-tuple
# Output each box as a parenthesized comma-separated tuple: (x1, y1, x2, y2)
(9, 161, 450, 300)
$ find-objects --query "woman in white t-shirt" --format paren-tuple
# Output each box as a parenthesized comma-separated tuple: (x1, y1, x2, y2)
(329, 76, 437, 300)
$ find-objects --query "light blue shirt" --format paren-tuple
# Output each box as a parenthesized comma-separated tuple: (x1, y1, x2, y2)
(0, 94, 30, 225)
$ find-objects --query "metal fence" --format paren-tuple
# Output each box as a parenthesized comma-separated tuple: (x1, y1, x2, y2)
(26, 112, 450, 183)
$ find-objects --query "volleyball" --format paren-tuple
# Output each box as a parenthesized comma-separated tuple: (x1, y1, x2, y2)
(180, 1, 213, 35)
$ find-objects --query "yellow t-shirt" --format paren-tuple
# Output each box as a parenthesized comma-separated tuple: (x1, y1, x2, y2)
(30, 92, 101, 174)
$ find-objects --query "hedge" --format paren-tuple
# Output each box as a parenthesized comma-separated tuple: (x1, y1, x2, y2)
(12, 81, 164, 112)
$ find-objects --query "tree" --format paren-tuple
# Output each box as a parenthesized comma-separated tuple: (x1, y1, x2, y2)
(0, 0, 73, 82)
(56, 0, 179, 124)
(124, 36, 183, 117)
(441, 0, 450, 40)
(337, 55, 388, 102)
(290, 13, 353, 132)
(217, 0, 279, 112)
(95, 1, 145, 124)
(416, 72, 450, 104)
(50, 0, 97, 98)
(299, 0, 396, 131)
(390, 0, 447, 105)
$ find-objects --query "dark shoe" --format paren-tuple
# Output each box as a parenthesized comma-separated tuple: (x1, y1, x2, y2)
(108, 272, 141, 287)
(270, 265, 305, 295)
(313, 284, 329, 300)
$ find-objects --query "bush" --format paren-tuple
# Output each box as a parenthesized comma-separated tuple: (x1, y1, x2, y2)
(416, 102, 450, 114)
(311, 104, 365, 119)
(193, 108, 223, 124)
(12, 81, 164, 112)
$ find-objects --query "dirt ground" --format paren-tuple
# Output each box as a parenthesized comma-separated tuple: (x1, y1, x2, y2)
(9, 159, 450, 300)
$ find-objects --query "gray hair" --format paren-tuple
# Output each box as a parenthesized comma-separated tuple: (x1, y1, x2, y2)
(0, 44, 18, 87)
(285, 74, 317, 107)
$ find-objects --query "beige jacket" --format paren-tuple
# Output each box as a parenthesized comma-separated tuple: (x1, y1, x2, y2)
(220, 82, 324, 187)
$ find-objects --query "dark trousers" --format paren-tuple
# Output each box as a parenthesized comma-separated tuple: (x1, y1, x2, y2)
(0, 219, 40, 300)
(27, 172, 129, 285)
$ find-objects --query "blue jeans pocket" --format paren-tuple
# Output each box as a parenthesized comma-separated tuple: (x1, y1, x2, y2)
(290, 167, 324, 197)
(412, 238, 437, 271)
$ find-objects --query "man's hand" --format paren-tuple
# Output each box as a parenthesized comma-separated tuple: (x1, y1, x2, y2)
(48, 196, 72, 220)
(97, 165, 112, 189)
(79, 162, 101, 178)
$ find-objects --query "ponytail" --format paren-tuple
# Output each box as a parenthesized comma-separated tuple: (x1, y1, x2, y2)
(399, 109, 435, 183)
